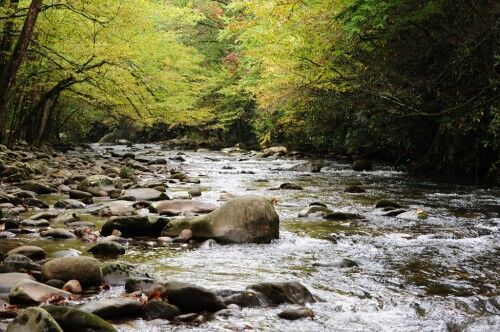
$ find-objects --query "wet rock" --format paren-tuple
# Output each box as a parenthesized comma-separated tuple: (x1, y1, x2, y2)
(344, 185, 366, 193)
(102, 262, 148, 286)
(15, 181, 57, 194)
(277, 307, 315, 320)
(41, 256, 103, 287)
(382, 208, 407, 217)
(174, 313, 206, 324)
(312, 258, 359, 268)
(9, 280, 71, 304)
(68, 189, 93, 200)
(249, 281, 315, 305)
(23, 198, 49, 208)
(125, 277, 160, 293)
(0, 254, 41, 273)
(100, 216, 169, 237)
(149, 200, 216, 216)
(30, 211, 59, 220)
(323, 212, 363, 221)
(142, 300, 181, 320)
(21, 219, 50, 227)
(40, 228, 76, 239)
(161, 281, 225, 313)
(88, 241, 125, 257)
(54, 199, 86, 209)
(188, 188, 202, 197)
(0, 273, 36, 298)
(219, 290, 266, 308)
(62, 280, 82, 294)
(162, 195, 279, 244)
(97, 200, 136, 216)
(352, 159, 373, 171)
(119, 188, 167, 201)
(298, 205, 332, 218)
(199, 239, 218, 249)
(262, 146, 287, 157)
(41, 304, 116, 332)
(49, 249, 80, 258)
(7, 246, 46, 260)
(147, 158, 167, 165)
(375, 199, 402, 209)
(396, 209, 428, 220)
(279, 183, 303, 190)
(0, 231, 15, 238)
(6, 307, 63, 332)
(77, 175, 118, 196)
(80, 298, 142, 319)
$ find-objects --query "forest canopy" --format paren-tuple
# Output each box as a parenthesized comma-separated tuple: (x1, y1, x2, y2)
(0, 0, 498, 181)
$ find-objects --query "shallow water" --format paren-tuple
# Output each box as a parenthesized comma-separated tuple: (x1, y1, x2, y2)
(4, 144, 500, 331)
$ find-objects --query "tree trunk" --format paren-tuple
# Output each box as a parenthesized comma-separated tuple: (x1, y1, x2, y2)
(0, 0, 43, 143)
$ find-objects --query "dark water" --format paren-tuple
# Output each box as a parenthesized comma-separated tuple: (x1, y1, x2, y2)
(3, 144, 499, 331)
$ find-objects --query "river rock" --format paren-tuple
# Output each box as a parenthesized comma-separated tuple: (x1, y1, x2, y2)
(88, 241, 125, 257)
(54, 199, 86, 209)
(279, 183, 304, 190)
(102, 262, 149, 286)
(7, 246, 46, 260)
(119, 188, 167, 201)
(62, 279, 82, 293)
(188, 188, 202, 197)
(396, 210, 428, 220)
(15, 181, 57, 194)
(125, 277, 161, 293)
(323, 212, 363, 221)
(68, 189, 93, 200)
(262, 146, 287, 157)
(30, 211, 59, 220)
(100, 216, 169, 237)
(219, 290, 266, 308)
(277, 307, 315, 320)
(142, 300, 181, 320)
(41, 304, 116, 332)
(150, 200, 216, 216)
(6, 307, 63, 332)
(0, 254, 41, 273)
(298, 205, 332, 217)
(344, 185, 366, 193)
(0, 273, 36, 298)
(162, 195, 279, 244)
(77, 175, 119, 196)
(98, 200, 136, 216)
(352, 159, 373, 171)
(160, 281, 225, 313)
(249, 281, 315, 305)
(375, 199, 402, 209)
(41, 256, 103, 287)
(9, 280, 72, 304)
(40, 228, 76, 239)
(21, 219, 50, 227)
(80, 298, 142, 319)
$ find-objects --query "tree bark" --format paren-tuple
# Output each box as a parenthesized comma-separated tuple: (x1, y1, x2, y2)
(0, 0, 42, 143)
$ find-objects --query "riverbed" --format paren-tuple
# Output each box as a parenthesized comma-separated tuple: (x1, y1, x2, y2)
(2, 143, 499, 331)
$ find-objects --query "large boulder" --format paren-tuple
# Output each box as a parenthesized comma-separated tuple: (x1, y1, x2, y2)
(0, 254, 41, 273)
(77, 175, 119, 196)
(100, 216, 169, 237)
(102, 262, 149, 286)
(0, 273, 35, 299)
(41, 305, 116, 332)
(352, 159, 373, 172)
(161, 195, 279, 243)
(160, 281, 225, 313)
(88, 241, 125, 257)
(9, 280, 72, 304)
(7, 245, 46, 260)
(249, 281, 315, 305)
(142, 300, 181, 320)
(6, 307, 63, 332)
(41, 256, 103, 287)
(149, 200, 217, 216)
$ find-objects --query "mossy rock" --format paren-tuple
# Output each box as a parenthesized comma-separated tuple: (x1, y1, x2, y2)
(41, 305, 116, 332)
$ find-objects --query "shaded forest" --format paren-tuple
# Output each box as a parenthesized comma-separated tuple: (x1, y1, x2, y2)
(0, 0, 498, 182)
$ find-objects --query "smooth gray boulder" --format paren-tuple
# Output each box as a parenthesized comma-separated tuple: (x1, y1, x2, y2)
(9, 280, 71, 304)
(149, 199, 217, 216)
(41, 256, 103, 287)
(0, 273, 35, 299)
(161, 195, 279, 243)
(7, 245, 46, 260)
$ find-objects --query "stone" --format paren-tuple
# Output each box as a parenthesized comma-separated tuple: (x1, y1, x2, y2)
(352, 159, 373, 171)
(125, 277, 160, 293)
(162, 195, 279, 244)
(160, 281, 225, 313)
(62, 280, 82, 293)
(249, 281, 315, 305)
(42, 256, 103, 287)
(188, 188, 202, 197)
(88, 241, 125, 257)
(147, 158, 167, 165)
(344, 185, 366, 193)
(323, 212, 363, 221)
(100, 216, 169, 237)
(0, 254, 41, 273)
(7, 246, 46, 260)
(149, 200, 217, 216)
(375, 199, 402, 209)
(40, 228, 76, 239)
(77, 175, 118, 196)
(142, 300, 181, 320)
(298, 206, 332, 218)
(15, 181, 56, 194)
(219, 290, 266, 308)
(41, 305, 116, 332)
(68, 190, 93, 200)
(9, 280, 71, 304)
(396, 210, 428, 221)
(6, 307, 63, 332)
(30, 211, 59, 220)
(279, 183, 304, 190)
(0, 273, 36, 298)
(80, 298, 142, 319)
(21, 219, 50, 227)
(262, 146, 287, 157)
(119, 188, 167, 201)
(98, 200, 136, 216)
(102, 262, 148, 286)
(277, 307, 315, 320)
(54, 199, 86, 209)
(178, 229, 192, 241)
(45, 279, 65, 289)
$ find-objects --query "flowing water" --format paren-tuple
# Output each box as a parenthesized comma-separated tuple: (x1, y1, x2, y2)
(2, 144, 499, 331)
